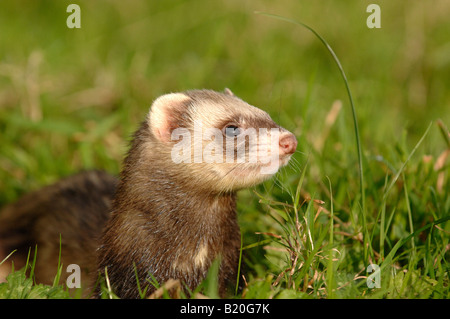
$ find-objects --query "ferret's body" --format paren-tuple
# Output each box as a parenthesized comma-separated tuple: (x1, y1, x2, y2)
(0, 170, 116, 286)
(0, 89, 297, 298)
(97, 119, 241, 298)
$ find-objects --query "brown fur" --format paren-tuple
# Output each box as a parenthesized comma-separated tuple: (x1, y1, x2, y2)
(96, 119, 241, 298)
(0, 170, 117, 286)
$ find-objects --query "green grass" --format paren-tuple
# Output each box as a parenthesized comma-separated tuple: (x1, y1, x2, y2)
(0, 1, 449, 299)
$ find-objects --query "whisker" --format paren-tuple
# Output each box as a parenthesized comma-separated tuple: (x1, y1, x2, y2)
(289, 158, 302, 172)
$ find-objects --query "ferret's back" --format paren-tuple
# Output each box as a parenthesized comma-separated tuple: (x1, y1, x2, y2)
(0, 170, 117, 285)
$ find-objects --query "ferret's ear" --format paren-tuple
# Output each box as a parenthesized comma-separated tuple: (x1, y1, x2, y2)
(148, 93, 191, 143)
(224, 88, 235, 96)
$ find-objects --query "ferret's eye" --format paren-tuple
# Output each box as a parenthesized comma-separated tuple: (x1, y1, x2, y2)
(223, 125, 241, 137)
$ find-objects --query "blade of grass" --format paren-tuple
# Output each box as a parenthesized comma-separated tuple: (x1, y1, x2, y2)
(382, 206, 397, 252)
(133, 261, 150, 299)
(381, 122, 433, 203)
(200, 257, 220, 299)
(29, 246, 38, 283)
(52, 234, 63, 287)
(304, 196, 316, 251)
(402, 172, 416, 264)
(293, 158, 308, 210)
(325, 176, 336, 298)
(292, 159, 309, 240)
(378, 173, 389, 260)
(103, 266, 118, 299)
(436, 119, 450, 148)
(379, 203, 386, 260)
(255, 11, 367, 261)
(235, 232, 244, 296)
(241, 238, 272, 250)
(0, 249, 16, 267)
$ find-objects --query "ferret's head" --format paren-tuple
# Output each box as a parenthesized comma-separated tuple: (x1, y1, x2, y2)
(146, 89, 297, 193)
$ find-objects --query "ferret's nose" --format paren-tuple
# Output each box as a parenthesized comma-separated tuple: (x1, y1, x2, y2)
(279, 133, 297, 155)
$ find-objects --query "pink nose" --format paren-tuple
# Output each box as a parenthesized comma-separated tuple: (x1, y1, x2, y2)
(279, 133, 297, 155)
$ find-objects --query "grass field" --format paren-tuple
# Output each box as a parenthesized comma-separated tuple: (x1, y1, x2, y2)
(0, 1, 449, 299)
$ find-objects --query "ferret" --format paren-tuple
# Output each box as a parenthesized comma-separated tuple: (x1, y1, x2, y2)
(0, 89, 297, 298)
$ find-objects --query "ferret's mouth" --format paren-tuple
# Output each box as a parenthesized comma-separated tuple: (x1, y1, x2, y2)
(228, 154, 292, 178)
(279, 154, 292, 167)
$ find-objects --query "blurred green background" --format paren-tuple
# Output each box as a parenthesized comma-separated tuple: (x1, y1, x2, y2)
(0, 0, 449, 207)
(0, 0, 449, 299)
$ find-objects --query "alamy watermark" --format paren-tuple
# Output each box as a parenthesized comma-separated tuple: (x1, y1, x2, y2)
(64, 262, 383, 291)
(170, 120, 282, 175)
(366, 264, 381, 289)
(66, 4, 81, 29)
(366, 4, 381, 29)
(66, 264, 81, 288)
(65, 4, 381, 30)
